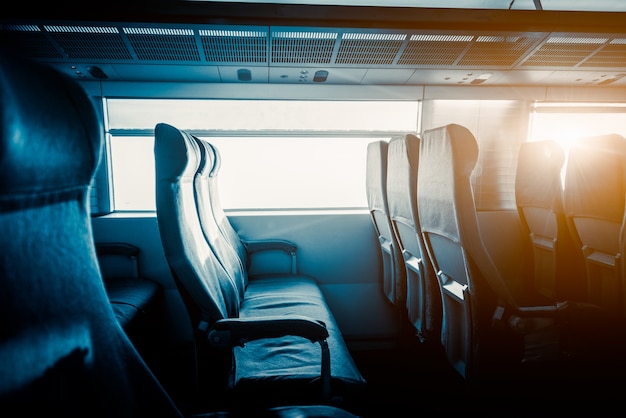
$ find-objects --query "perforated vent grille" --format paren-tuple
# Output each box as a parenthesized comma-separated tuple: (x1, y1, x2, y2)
(336, 33, 405, 65)
(200, 29, 267, 62)
(46, 25, 132, 60)
(3, 22, 626, 76)
(398, 35, 472, 66)
(522, 36, 606, 67)
(124, 28, 199, 62)
(580, 39, 626, 67)
(271, 32, 336, 64)
(0, 25, 62, 58)
(459, 36, 539, 66)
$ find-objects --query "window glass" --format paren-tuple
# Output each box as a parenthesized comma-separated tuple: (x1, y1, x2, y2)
(106, 99, 418, 211)
(107, 99, 418, 131)
(529, 103, 626, 184)
(529, 103, 626, 149)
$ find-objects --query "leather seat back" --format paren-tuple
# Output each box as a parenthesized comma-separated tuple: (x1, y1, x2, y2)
(417, 124, 524, 382)
(0, 49, 181, 417)
(366, 140, 406, 309)
(515, 140, 586, 301)
(154, 123, 240, 327)
(193, 136, 248, 299)
(563, 134, 626, 317)
(386, 134, 442, 343)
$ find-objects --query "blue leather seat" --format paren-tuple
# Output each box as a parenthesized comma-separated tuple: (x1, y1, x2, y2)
(563, 134, 626, 318)
(515, 140, 587, 302)
(0, 48, 361, 418)
(366, 141, 406, 315)
(154, 123, 366, 411)
(0, 47, 182, 418)
(386, 134, 442, 344)
(417, 124, 626, 391)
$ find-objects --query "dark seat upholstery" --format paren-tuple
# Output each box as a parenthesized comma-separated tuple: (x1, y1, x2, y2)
(0, 47, 182, 418)
(154, 123, 366, 411)
(416, 124, 626, 391)
(366, 140, 406, 312)
(97, 242, 163, 331)
(0, 48, 361, 418)
(515, 140, 586, 301)
(386, 134, 442, 344)
(563, 134, 626, 318)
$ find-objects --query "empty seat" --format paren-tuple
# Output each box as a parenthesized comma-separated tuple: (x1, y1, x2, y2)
(199, 139, 298, 279)
(366, 140, 406, 312)
(154, 123, 366, 411)
(0, 47, 182, 418)
(0, 48, 360, 418)
(563, 134, 626, 319)
(96, 242, 163, 331)
(416, 123, 626, 389)
(386, 134, 442, 344)
(515, 140, 587, 301)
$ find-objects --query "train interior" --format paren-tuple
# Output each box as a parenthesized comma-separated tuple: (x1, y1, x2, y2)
(3, 1, 626, 416)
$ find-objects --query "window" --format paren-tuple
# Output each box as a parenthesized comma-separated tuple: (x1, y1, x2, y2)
(106, 99, 419, 211)
(529, 103, 626, 149)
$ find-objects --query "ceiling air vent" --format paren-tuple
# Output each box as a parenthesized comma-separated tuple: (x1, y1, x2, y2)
(271, 31, 337, 64)
(0, 25, 62, 59)
(123, 27, 200, 62)
(45, 25, 131, 61)
(458, 35, 540, 67)
(580, 38, 626, 68)
(398, 34, 472, 66)
(335, 32, 405, 65)
(200, 29, 267, 63)
(522, 36, 607, 67)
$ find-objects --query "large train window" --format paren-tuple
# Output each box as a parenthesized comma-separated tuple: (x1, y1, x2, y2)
(105, 99, 419, 211)
(529, 103, 626, 147)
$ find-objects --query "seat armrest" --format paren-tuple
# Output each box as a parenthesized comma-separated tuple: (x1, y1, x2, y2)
(95, 242, 140, 258)
(514, 301, 569, 317)
(96, 242, 141, 279)
(243, 239, 298, 275)
(491, 301, 569, 331)
(207, 315, 328, 348)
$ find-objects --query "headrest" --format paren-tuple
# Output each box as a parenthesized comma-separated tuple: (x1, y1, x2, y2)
(193, 136, 217, 179)
(205, 141, 221, 178)
(0, 49, 102, 203)
(154, 123, 200, 181)
(418, 124, 478, 241)
(387, 133, 420, 222)
(515, 140, 564, 210)
(366, 140, 389, 212)
(564, 133, 626, 222)
(422, 123, 478, 182)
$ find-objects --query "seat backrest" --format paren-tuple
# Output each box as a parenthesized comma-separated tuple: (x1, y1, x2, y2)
(563, 134, 626, 318)
(386, 134, 442, 343)
(416, 124, 522, 382)
(154, 122, 240, 330)
(193, 136, 248, 299)
(366, 140, 406, 309)
(0, 49, 182, 417)
(201, 141, 251, 271)
(515, 140, 586, 301)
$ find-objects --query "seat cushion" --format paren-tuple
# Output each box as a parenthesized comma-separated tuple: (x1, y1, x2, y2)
(105, 278, 162, 329)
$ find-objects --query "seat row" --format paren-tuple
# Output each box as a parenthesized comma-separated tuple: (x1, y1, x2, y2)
(96, 242, 164, 348)
(0, 49, 360, 417)
(367, 125, 626, 390)
(153, 123, 366, 411)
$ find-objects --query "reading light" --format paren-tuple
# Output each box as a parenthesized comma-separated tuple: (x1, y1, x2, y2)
(470, 72, 492, 85)
(87, 66, 108, 79)
(237, 69, 252, 81)
(313, 70, 329, 82)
